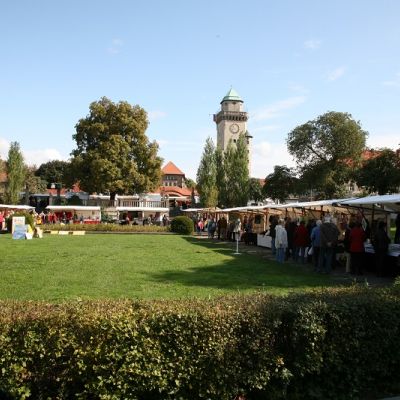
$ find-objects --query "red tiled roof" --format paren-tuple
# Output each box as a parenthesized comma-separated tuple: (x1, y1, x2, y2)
(162, 161, 185, 176)
(159, 186, 194, 197)
(0, 172, 7, 183)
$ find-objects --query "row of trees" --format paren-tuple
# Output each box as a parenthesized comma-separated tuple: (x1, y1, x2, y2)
(2, 101, 399, 207)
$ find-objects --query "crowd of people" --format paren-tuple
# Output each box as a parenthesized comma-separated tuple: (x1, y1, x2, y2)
(266, 213, 395, 276)
(191, 211, 399, 277)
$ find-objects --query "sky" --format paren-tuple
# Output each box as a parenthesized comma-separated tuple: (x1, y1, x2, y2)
(1, 0, 400, 180)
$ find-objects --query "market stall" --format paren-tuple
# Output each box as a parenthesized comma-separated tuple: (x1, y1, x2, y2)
(45, 205, 101, 224)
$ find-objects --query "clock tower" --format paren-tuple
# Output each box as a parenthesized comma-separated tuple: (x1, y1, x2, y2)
(213, 88, 252, 171)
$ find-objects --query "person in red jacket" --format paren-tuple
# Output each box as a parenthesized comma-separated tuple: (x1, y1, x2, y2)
(349, 222, 366, 275)
(293, 220, 309, 264)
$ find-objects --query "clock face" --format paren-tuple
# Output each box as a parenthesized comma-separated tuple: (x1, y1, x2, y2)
(229, 123, 239, 134)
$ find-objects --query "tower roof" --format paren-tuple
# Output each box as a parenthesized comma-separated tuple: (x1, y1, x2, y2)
(221, 88, 243, 104)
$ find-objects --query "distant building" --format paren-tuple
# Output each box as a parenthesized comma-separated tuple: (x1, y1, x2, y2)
(160, 161, 194, 210)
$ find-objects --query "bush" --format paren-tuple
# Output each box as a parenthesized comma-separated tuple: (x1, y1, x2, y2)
(6, 212, 35, 232)
(170, 215, 194, 234)
(0, 288, 399, 399)
(41, 223, 169, 233)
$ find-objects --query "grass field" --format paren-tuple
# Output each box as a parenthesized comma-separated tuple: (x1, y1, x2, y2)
(0, 233, 336, 301)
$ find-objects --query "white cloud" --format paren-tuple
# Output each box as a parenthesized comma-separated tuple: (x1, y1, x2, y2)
(0, 137, 10, 159)
(23, 149, 67, 166)
(107, 38, 123, 54)
(327, 67, 346, 81)
(367, 132, 400, 149)
(148, 110, 167, 121)
(251, 96, 306, 121)
(251, 125, 281, 133)
(383, 72, 400, 88)
(251, 141, 296, 178)
(304, 39, 321, 50)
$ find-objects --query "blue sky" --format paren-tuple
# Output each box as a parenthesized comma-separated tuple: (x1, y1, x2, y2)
(1, 0, 399, 180)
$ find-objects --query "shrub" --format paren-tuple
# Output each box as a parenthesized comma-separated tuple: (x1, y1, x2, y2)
(6, 211, 35, 232)
(41, 223, 169, 233)
(170, 215, 194, 234)
(0, 288, 399, 399)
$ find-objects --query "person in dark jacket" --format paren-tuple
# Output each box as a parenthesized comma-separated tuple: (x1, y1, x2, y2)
(319, 216, 340, 273)
(349, 222, 366, 275)
(293, 221, 309, 264)
(373, 221, 391, 277)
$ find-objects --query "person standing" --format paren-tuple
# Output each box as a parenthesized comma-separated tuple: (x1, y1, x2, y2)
(349, 222, 366, 275)
(269, 216, 278, 255)
(373, 221, 391, 277)
(319, 216, 340, 273)
(275, 219, 288, 263)
(310, 220, 322, 272)
(293, 220, 309, 264)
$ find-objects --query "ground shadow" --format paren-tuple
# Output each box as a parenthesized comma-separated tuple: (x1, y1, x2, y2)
(149, 236, 337, 292)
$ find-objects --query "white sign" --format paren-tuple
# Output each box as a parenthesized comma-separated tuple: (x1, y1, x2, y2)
(12, 216, 26, 234)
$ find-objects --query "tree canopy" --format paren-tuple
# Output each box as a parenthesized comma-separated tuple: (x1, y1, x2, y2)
(287, 111, 367, 198)
(355, 148, 400, 194)
(35, 160, 70, 185)
(263, 165, 298, 203)
(196, 137, 218, 207)
(5, 142, 26, 204)
(70, 97, 162, 200)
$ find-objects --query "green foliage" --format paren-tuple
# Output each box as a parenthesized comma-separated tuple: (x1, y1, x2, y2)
(170, 216, 194, 234)
(6, 212, 35, 231)
(196, 137, 218, 207)
(355, 148, 400, 194)
(287, 111, 367, 198)
(184, 177, 196, 189)
(24, 166, 47, 203)
(0, 288, 399, 399)
(248, 178, 264, 203)
(35, 160, 70, 186)
(223, 134, 250, 207)
(263, 165, 298, 203)
(5, 142, 26, 204)
(42, 223, 169, 233)
(70, 97, 163, 198)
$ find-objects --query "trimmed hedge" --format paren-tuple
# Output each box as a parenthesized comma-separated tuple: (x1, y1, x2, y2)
(0, 288, 400, 399)
(41, 223, 169, 233)
(170, 216, 194, 235)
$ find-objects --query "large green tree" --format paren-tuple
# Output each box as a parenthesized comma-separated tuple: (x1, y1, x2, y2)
(263, 165, 298, 203)
(196, 137, 218, 207)
(215, 147, 227, 207)
(35, 160, 70, 186)
(355, 148, 400, 194)
(70, 97, 162, 201)
(5, 142, 26, 204)
(287, 111, 367, 198)
(223, 133, 250, 207)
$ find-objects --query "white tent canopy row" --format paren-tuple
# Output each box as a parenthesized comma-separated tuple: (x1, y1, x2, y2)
(116, 207, 169, 213)
(46, 206, 101, 212)
(338, 194, 400, 213)
(0, 204, 35, 211)
(182, 194, 400, 214)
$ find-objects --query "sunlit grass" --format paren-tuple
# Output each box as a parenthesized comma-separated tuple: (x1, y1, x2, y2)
(0, 233, 335, 301)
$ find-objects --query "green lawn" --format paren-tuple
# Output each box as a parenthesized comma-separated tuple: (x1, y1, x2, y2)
(0, 233, 336, 301)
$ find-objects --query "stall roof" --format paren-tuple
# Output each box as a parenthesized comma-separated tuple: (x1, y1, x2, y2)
(339, 194, 400, 212)
(46, 206, 101, 211)
(0, 204, 34, 210)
